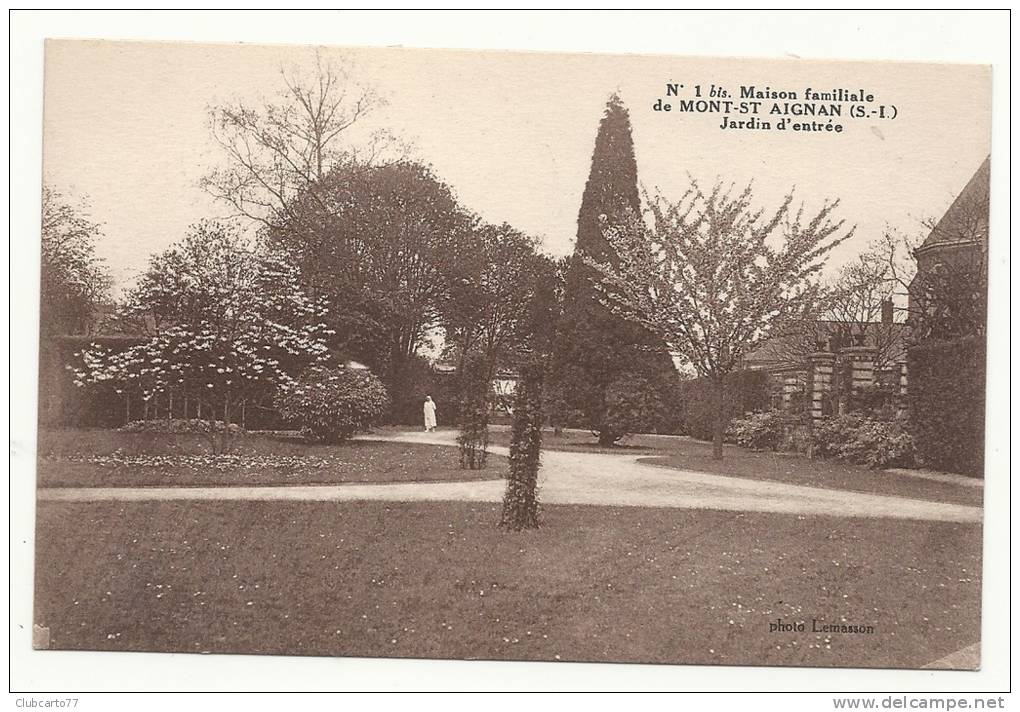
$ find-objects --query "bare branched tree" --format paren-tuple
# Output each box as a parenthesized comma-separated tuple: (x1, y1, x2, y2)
(880, 228, 986, 341)
(202, 51, 404, 230)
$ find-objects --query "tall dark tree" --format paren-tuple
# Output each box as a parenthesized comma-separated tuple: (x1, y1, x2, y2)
(550, 95, 677, 445)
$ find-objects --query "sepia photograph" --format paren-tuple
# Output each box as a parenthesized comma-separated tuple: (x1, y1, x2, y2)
(26, 33, 995, 681)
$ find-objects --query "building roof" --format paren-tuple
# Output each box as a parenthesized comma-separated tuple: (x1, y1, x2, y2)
(915, 156, 990, 256)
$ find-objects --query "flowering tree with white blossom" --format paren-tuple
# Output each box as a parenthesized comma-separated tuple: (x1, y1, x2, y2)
(589, 180, 853, 459)
(74, 220, 334, 451)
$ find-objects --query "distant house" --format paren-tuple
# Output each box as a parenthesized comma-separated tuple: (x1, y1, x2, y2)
(740, 306, 910, 415)
(742, 304, 910, 372)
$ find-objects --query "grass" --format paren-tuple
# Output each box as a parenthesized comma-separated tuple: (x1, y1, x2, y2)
(487, 428, 983, 507)
(37, 429, 506, 488)
(34, 500, 981, 668)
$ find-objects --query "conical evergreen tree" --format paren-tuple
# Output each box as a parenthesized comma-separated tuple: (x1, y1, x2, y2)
(550, 95, 677, 445)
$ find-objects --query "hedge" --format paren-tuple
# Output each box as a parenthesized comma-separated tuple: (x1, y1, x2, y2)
(906, 335, 985, 477)
(676, 370, 768, 442)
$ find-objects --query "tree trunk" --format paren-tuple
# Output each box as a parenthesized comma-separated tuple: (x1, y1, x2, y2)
(712, 377, 725, 460)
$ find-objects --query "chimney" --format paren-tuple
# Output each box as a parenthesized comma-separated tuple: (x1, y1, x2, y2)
(881, 298, 894, 325)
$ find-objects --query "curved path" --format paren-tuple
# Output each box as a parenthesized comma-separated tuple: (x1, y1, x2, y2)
(39, 430, 981, 523)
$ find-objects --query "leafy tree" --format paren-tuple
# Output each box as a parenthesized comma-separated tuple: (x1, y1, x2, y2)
(266, 161, 473, 389)
(119, 221, 257, 335)
(39, 186, 112, 335)
(203, 51, 403, 231)
(500, 357, 544, 531)
(75, 221, 332, 451)
(442, 223, 556, 376)
(591, 180, 852, 458)
(551, 94, 677, 446)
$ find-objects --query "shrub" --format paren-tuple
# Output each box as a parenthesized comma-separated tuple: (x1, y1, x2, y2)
(728, 411, 785, 451)
(274, 365, 389, 443)
(677, 370, 768, 441)
(812, 414, 915, 469)
(811, 415, 852, 460)
(907, 336, 985, 477)
(839, 417, 915, 469)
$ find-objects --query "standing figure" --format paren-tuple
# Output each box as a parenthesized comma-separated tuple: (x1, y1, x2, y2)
(423, 395, 437, 432)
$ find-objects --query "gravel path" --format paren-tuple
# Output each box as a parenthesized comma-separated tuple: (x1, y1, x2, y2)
(38, 430, 982, 523)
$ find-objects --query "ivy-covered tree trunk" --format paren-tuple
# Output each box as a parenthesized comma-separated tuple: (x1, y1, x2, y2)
(500, 359, 544, 531)
(457, 352, 490, 470)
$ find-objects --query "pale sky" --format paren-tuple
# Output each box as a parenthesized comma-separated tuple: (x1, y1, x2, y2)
(42, 40, 992, 290)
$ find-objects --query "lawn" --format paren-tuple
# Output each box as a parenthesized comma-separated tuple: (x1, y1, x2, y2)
(487, 428, 983, 507)
(36, 429, 507, 488)
(34, 500, 981, 668)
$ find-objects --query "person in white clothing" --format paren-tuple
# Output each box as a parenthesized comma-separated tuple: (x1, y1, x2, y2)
(423, 395, 437, 432)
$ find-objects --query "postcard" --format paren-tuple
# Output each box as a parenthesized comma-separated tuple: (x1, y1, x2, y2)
(33, 39, 990, 672)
